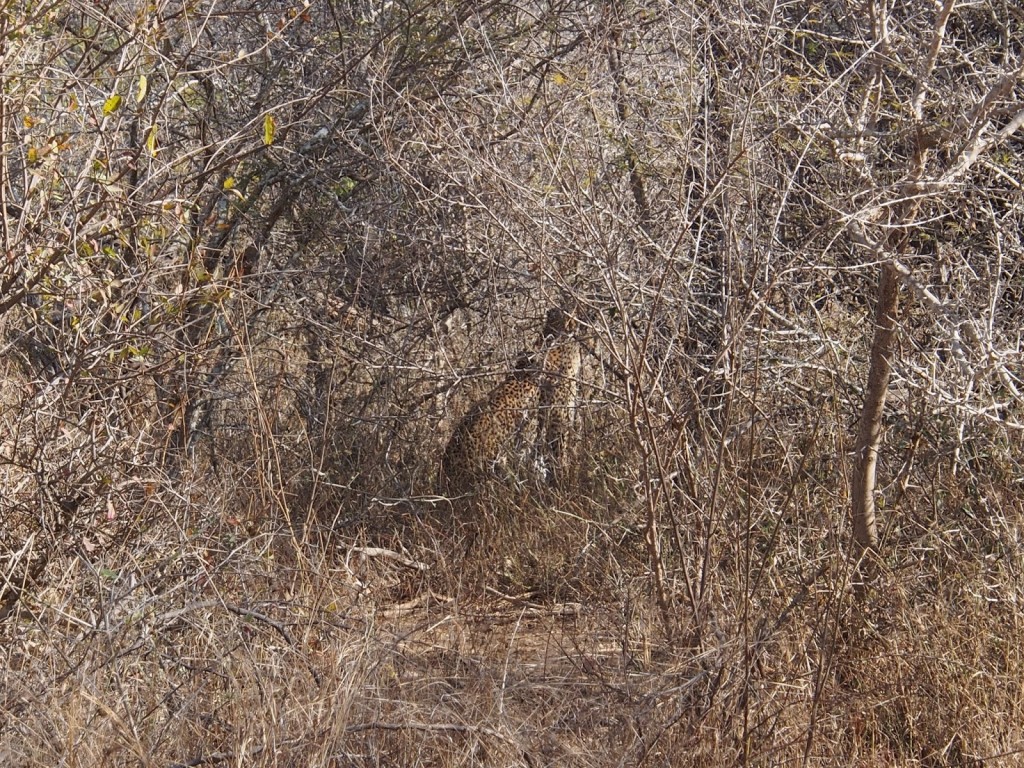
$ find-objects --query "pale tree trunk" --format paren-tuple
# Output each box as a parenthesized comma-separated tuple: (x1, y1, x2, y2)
(847, 0, 958, 599)
(850, 262, 899, 588)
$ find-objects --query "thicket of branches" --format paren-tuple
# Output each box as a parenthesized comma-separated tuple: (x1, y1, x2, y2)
(1, 1, 1023, 765)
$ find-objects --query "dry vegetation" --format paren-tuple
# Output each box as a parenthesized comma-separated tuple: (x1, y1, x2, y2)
(2, 1, 1024, 765)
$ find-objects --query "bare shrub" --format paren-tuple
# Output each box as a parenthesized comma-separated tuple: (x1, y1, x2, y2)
(2, 0, 1024, 765)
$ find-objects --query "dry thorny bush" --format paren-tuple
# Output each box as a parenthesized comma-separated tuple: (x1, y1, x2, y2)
(2, 0, 1024, 765)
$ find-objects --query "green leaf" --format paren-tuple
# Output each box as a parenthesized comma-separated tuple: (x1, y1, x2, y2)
(263, 114, 276, 146)
(103, 94, 122, 114)
(335, 177, 357, 198)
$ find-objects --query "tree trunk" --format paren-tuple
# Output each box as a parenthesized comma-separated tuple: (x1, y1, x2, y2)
(850, 261, 899, 589)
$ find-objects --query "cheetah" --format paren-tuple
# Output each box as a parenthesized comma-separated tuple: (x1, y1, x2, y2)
(439, 354, 541, 494)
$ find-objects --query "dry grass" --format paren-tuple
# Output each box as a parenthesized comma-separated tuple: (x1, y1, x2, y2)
(3, 0, 1023, 763)
(1, 267, 1020, 768)
(2, 294, 1022, 767)
(2, 440, 1022, 767)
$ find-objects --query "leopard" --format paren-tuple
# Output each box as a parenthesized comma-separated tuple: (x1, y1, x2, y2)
(536, 339, 582, 484)
(438, 308, 582, 496)
(439, 354, 541, 494)
(536, 308, 583, 486)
